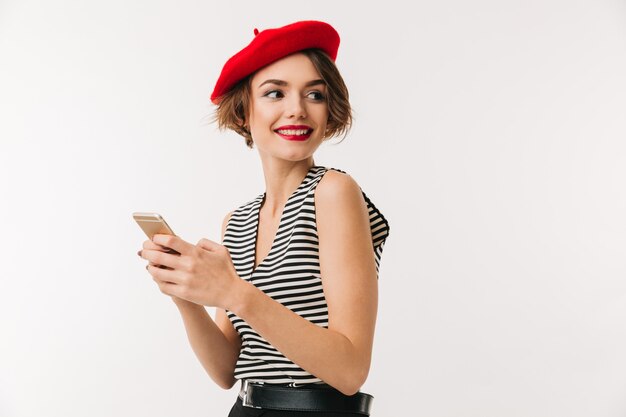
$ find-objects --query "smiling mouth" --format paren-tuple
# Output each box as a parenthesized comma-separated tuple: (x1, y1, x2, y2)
(274, 127, 313, 141)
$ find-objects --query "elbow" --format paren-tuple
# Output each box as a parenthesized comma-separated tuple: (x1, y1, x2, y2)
(337, 385, 361, 397)
(217, 381, 235, 391)
(334, 364, 370, 396)
(336, 379, 365, 396)
(214, 375, 238, 391)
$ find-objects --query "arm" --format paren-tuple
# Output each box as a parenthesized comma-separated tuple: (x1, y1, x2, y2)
(174, 211, 241, 389)
(228, 172, 378, 395)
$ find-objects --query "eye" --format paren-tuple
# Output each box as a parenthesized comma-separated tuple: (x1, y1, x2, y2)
(263, 90, 284, 99)
(306, 90, 326, 101)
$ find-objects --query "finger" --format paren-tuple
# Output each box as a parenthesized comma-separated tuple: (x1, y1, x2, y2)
(152, 234, 189, 256)
(156, 280, 186, 300)
(146, 263, 181, 284)
(143, 249, 183, 270)
(147, 261, 173, 270)
(142, 239, 176, 253)
(196, 237, 222, 252)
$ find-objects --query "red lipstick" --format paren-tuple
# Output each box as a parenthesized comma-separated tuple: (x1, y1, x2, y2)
(274, 125, 313, 141)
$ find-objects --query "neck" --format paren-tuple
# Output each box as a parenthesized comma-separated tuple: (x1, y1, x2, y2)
(258, 157, 315, 217)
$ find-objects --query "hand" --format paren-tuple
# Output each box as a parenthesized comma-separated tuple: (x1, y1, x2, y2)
(138, 239, 188, 305)
(138, 234, 242, 309)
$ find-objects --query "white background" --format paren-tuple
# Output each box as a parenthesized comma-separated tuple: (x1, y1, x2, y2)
(1, 1, 625, 416)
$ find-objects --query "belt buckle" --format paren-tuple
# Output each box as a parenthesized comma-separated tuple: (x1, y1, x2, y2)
(241, 380, 263, 409)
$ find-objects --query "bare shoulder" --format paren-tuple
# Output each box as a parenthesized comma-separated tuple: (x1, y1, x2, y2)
(315, 169, 369, 231)
(315, 169, 364, 206)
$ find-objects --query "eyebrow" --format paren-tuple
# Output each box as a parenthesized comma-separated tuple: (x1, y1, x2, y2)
(258, 79, 326, 89)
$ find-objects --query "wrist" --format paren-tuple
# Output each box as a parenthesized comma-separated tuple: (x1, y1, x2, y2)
(225, 279, 256, 316)
(172, 296, 201, 310)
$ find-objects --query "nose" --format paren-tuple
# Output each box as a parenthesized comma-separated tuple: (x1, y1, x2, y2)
(286, 96, 307, 119)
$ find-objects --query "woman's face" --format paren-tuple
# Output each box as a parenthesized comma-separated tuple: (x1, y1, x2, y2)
(247, 52, 329, 162)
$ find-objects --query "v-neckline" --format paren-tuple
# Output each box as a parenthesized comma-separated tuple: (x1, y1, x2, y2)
(250, 165, 319, 276)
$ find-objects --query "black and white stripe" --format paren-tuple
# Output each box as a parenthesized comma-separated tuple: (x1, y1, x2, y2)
(222, 165, 390, 385)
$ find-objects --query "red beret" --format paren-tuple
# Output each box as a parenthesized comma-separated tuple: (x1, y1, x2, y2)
(210, 20, 340, 104)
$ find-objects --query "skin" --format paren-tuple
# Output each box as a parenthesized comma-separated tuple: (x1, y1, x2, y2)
(138, 53, 378, 396)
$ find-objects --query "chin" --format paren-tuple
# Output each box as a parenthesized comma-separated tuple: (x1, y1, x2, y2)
(279, 151, 313, 161)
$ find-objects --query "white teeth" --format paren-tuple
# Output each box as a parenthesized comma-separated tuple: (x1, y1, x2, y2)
(277, 129, 310, 135)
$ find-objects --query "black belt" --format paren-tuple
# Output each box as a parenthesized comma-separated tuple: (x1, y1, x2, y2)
(238, 380, 373, 415)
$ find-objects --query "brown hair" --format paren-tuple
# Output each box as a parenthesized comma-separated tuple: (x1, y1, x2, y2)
(213, 49, 353, 149)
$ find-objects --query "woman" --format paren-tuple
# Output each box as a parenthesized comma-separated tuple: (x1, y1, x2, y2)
(137, 20, 390, 416)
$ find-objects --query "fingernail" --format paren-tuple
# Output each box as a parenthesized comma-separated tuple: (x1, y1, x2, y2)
(137, 250, 142, 257)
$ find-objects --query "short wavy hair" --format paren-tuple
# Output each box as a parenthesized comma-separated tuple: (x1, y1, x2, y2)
(213, 49, 353, 149)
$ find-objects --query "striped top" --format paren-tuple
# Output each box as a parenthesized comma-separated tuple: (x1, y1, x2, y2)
(222, 165, 390, 385)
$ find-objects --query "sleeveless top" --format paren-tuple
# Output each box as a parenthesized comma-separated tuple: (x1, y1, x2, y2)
(222, 165, 390, 385)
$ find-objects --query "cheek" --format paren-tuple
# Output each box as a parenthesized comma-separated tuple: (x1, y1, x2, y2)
(313, 106, 329, 128)
(248, 104, 277, 133)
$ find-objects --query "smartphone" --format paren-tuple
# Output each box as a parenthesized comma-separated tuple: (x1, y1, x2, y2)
(133, 212, 180, 254)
